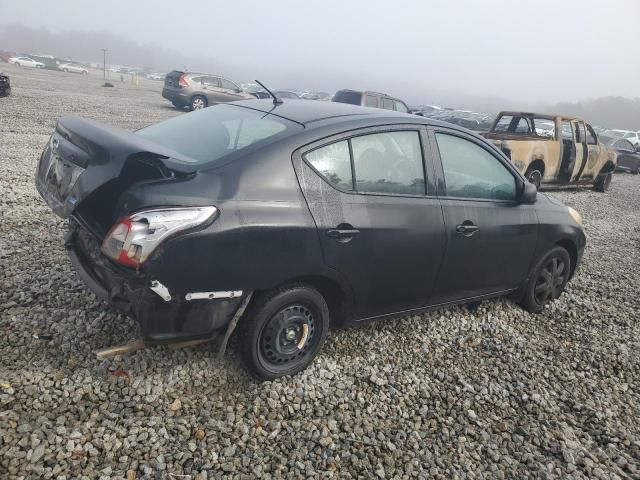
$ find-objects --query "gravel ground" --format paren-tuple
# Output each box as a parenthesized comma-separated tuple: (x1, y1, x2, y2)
(1, 65, 639, 479)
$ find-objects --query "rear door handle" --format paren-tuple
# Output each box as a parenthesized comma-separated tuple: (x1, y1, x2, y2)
(456, 223, 479, 236)
(326, 228, 360, 239)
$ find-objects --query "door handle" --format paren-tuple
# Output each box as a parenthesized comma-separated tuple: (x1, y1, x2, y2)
(326, 228, 360, 239)
(456, 223, 479, 236)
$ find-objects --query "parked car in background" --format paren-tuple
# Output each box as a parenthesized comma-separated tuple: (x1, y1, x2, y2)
(274, 90, 300, 99)
(145, 73, 165, 81)
(332, 89, 410, 113)
(601, 136, 640, 174)
(36, 99, 585, 379)
(58, 63, 89, 75)
(8, 56, 45, 68)
(30, 55, 63, 70)
(483, 111, 616, 191)
(300, 91, 331, 101)
(0, 51, 15, 63)
(0, 71, 10, 96)
(162, 70, 255, 110)
(609, 129, 640, 150)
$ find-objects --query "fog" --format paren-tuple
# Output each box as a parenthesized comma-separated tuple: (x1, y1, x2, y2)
(1, 0, 639, 110)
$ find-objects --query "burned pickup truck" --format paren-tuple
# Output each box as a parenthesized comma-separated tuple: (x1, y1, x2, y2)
(483, 112, 616, 191)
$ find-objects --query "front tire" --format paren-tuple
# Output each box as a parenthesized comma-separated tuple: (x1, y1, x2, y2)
(519, 246, 571, 313)
(593, 172, 612, 192)
(190, 95, 207, 111)
(238, 285, 330, 380)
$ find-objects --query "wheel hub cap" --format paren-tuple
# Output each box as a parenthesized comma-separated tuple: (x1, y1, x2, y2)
(259, 305, 315, 366)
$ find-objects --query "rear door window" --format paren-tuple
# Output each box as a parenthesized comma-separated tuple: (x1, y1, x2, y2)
(351, 131, 425, 195)
(435, 133, 516, 201)
(304, 141, 353, 191)
(365, 95, 378, 108)
(381, 98, 394, 110)
(204, 76, 221, 87)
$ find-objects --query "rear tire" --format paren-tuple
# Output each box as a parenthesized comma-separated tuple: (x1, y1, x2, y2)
(190, 95, 207, 111)
(237, 284, 330, 380)
(524, 166, 543, 189)
(519, 246, 571, 313)
(593, 172, 612, 192)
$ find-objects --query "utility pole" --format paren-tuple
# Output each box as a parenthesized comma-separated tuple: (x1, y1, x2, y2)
(101, 49, 107, 80)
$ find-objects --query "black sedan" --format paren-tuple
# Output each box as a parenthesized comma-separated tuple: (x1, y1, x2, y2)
(602, 136, 640, 174)
(36, 100, 586, 379)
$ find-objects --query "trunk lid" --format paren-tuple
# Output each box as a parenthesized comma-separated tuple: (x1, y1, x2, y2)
(36, 116, 199, 220)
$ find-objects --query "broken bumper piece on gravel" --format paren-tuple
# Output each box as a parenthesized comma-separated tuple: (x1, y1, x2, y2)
(65, 220, 251, 348)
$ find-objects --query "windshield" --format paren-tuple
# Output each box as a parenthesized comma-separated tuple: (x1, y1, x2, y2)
(137, 104, 301, 165)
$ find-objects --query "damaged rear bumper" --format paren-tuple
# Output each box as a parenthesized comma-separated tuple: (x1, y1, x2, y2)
(65, 218, 247, 344)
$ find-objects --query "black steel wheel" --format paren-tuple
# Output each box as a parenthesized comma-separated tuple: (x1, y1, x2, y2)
(258, 304, 317, 369)
(238, 285, 329, 380)
(519, 246, 571, 313)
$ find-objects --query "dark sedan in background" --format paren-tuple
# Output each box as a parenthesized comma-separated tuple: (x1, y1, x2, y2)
(602, 136, 640, 174)
(36, 100, 585, 379)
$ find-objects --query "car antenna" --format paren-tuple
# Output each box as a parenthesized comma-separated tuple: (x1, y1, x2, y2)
(255, 79, 282, 105)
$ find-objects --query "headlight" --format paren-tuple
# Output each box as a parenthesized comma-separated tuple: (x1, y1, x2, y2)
(568, 206, 582, 226)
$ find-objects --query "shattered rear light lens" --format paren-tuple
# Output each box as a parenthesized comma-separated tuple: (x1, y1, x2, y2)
(101, 206, 218, 267)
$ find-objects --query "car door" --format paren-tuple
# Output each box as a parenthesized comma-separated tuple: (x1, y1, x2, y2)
(200, 76, 223, 103)
(571, 120, 588, 181)
(429, 128, 538, 304)
(581, 124, 605, 180)
(293, 126, 447, 320)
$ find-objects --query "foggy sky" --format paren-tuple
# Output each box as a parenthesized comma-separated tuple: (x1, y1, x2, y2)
(2, 0, 639, 106)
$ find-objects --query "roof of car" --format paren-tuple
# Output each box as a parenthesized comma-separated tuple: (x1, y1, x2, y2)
(233, 99, 413, 125)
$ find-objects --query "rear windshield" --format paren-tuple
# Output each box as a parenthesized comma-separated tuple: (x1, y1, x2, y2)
(332, 90, 362, 105)
(137, 104, 301, 165)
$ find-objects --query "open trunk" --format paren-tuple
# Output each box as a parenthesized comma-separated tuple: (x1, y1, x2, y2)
(36, 117, 198, 237)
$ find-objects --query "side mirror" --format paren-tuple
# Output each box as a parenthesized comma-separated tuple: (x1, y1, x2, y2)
(520, 181, 537, 204)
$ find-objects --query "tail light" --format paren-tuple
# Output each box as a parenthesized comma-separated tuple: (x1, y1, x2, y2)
(178, 73, 190, 88)
(101, 206, 218, 268)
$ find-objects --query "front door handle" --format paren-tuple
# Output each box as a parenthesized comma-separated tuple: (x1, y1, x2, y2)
(456, 223, 479, 237)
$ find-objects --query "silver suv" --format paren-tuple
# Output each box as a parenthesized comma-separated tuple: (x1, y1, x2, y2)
(162, 70, 255, 110)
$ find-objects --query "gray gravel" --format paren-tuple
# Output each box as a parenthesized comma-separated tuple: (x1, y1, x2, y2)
(1, 65, 639, 479)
